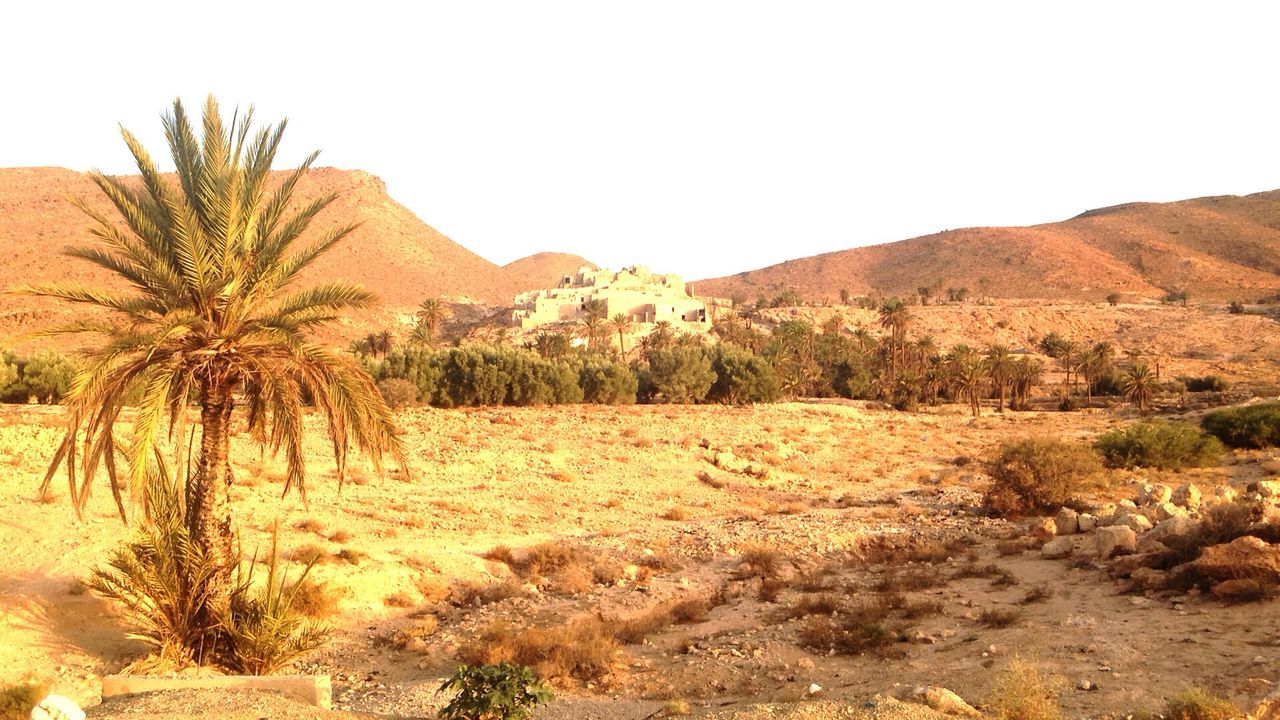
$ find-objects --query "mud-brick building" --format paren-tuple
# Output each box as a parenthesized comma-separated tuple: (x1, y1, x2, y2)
(512, 265, 728, 330)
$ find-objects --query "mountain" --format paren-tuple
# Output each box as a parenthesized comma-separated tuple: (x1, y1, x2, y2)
(503, 252, 597, 292)
(696, 191, 1280, 302)
(0, 167, 543, 342)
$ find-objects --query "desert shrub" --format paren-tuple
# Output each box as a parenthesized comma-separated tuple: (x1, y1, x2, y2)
(707, 344, 779, 405)
(985, 657, 1064, 720)
(89, 477, 328, 672)
(377, 378, 419, 408)
(20, 350, 77, 404)
(0, 680, 47, 720)
(1202, 403, 1280, 448)
(578, 359, 638, 404)
(1181, 375, 1230, 393)
(287, 578, 343, 618)
(1094, 421, 1224, 470)
(1106, 292, 1122, 306)
(438, 663, 554, 720)
(1164, 688, 1242, 720)
(458, 621, 617, 682)
(639, 347, 714, 403)
(1159, 501, 1274, 569)
(796, 602, 900, 656)
(1090, 370, 1126, 397)
(0, 351, 18, 403)
(1228, 300, 1246, 315)
(984, 439, 1103, 516)
(368, 347, 443, 402)
(978, 607, 1022, 628)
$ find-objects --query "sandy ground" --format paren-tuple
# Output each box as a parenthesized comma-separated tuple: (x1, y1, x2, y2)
(1, 302, 1278, 719)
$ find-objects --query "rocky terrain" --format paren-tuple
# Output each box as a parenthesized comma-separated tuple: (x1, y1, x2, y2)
(697, 191, 1280, 303)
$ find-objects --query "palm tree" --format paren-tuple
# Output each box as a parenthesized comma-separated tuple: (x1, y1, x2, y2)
(949, 352, 987, 417)
(579, 298, 608, 351)
(1009, 357, 1043, 409)
(409, 320, 433, 347)
(985, 344, 1013, 412)
(1058, 340, 1079, 399)
(609, 313, 634, 360)
(1122, 363, 1155, 412)
(878, 298, 911, 381)
(415, 297, 450, 346)
(25, 97, 404, 613)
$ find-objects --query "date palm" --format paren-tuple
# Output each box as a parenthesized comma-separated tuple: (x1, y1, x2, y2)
(24, 96, 404, 614)
(1122, 362, 1155, 412)
(985, 344, 1013, 412)
(579, 298, 608, 351)
(415, 297, 449, 346)
(608, 313, 634, 360)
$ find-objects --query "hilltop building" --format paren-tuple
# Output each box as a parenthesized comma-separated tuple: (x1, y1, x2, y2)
(512, 265, 729, 330)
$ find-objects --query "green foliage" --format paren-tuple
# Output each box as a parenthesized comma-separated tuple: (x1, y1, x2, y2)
(376, 378, 420, 409)
(89, 474, 328, 672)
(708, 344, 779, 405)
(1037, 333, 1071, 359)
(438, 663, 554, 720)
(1164, 688, 1242, 720)
(1202, 402, 1280, 448)
(640, 347, 714, 403)
(1095, 421, 1224, 470)
(578, 359, 638, 405)
(0, 680, 47, 720)
(0, 350, 19, 402)
(0, 349, 78, 404)
(1180, 375, 1230, 393)
(984, 439, 1103, 516)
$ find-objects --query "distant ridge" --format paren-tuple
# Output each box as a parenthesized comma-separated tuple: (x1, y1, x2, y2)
(696, 190, 1280, 302)
(503, 252, 597, 291)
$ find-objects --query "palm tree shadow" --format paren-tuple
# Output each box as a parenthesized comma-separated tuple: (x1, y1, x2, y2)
(0, 570, 144, 670)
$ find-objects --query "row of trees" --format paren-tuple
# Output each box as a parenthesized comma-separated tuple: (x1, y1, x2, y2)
(0, 349, 77, 404)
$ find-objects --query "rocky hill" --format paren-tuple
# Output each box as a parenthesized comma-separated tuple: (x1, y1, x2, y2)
(502, 252, 597, 291)
(697, 191, 1280, 303)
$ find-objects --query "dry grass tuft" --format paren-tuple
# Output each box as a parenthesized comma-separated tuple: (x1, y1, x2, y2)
(383, 591, 415, 608)
(293, 518, 326, 535)
(737, 544, 785, 579)
(978, 607, 1023, 628)
(288, 579, 343, 618)
(458, 620, 618, 681)
(985, 657, 1065, 720)
(1164, 688, 1243, 720)
(392, 616, 440, 653)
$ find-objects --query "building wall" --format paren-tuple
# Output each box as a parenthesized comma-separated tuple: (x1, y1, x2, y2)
(513, 265, 723, 330)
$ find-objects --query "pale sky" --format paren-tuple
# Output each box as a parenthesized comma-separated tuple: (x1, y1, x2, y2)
(4, 2, 1279, 280)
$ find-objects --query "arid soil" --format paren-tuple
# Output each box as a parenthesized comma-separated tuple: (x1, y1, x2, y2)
(0, 303, 1278, 719)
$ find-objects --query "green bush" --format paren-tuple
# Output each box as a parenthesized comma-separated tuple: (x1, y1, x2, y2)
(438, 663, 554, 720)
(984, 439, 1103, 516)
(1202, 402, 1280, 448)
(21, 350, 77, 404)
(1181, 375, 1230, 393)
(708, 344, 779, 405)
(640, 347, 714, 403)
(579, 360, 638, 405)
(1095, 421, 1224, 470)
(377, 378, 420, 409)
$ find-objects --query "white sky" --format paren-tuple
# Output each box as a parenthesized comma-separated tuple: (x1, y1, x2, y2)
(3, 2, 1279, 279)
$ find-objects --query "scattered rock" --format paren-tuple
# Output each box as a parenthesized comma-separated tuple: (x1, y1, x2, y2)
(1096, 526, 1137, 559)
(1172, 483, 1202, 509)
(1131, 567, 1169, 591)
(1041, 536, 1073, 560)
(1118, 514, 1154, 533)
(807, 683, 823, 696)
(31, 695, 85, 720)
(1148, 516, 1197, 545)
(1254, 480, 1280, 499)
(1077, 513, 1098, 533)
(1138, 484, 1172, 505)
(1252, 686, 1280, 720)
(1054, 508, 1080, 536)
(1030, 517, 1057, 540)
(1111, 552, 1164, 578)
(891, 685, 982, 718)
(1152, 502, 1185, 522)
(1179, 536, 1280, 585)
(1211, 578, 1268, 602)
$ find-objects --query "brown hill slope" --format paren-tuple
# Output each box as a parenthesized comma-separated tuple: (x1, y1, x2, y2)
(503, 252, 596, 291)
(697, 191, 1280, 302)
(0, 167, 529, 341)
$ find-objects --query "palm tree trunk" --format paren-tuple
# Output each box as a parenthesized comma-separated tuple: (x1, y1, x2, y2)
(187, 384, 236, 611)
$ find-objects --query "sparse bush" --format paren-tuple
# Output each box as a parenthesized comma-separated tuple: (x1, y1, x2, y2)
(796, 602, 901, 656)
(736, 545, 784, 579)
(1202, 403, 1280, 448)
(438, 663, 554, 720)
(1228, 300, 1246, 315)
(458, 621, 617, 682)
(19, 350, 77, 404)
(377, 377, 419, 408)
(1164, 688, 1242, 720)
(0, 680, 47, 720)
(1181, 375, 1230, 393)
(1106, 292, 1122, 306)
(984, 439, 1103, 516)
(985, 657, 1064, 720)
(451, 579, 528, 607)
(288, 578, 343, 618)
(1095, 421, 1224, 470)
(978, 607, 1022, 628)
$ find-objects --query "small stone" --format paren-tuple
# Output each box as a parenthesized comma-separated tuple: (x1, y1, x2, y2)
(807, 683, 823, 696)
(1077, 514, 1098, 533)
(1255, 480, 1280, 499)
(1148, 516, 1197, 545)
(1054, 507, 1080, 536)
(1030, 517, 1057, 540)
(1153, 502, 1185, 522)
(1077, 679, 1097, 691)
(1041, 536, 1073, 560)
(1138, 484, 1172, 505)
(1119, 514, 1154, 533)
